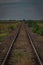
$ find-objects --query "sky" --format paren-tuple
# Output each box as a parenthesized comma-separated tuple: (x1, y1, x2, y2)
(0, 0, 43, 20)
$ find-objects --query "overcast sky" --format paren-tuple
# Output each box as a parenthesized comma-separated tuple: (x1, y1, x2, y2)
(0, 0, 43, 20)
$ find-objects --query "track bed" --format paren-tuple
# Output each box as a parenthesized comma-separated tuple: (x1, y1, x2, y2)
(5, 24, 39, 65)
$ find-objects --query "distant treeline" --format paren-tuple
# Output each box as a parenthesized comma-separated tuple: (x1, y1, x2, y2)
(20, 19, 43, 22)
(0, 20, 43, 23)
(0, 20, 19, 23)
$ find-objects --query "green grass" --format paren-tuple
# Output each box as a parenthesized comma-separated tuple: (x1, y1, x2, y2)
(0, 21, 20, 41)
(32, 23, 39, 33)
(0, 23, 18, 41)
(0, 24, 17, 41)
(8, 25, 17, 31)
(37, 28, 43, 36)
(27, 20, 43, 36)
(0, 32, 9, 37)
(27, 20, 39, 33)
(0, 32, 9, 42)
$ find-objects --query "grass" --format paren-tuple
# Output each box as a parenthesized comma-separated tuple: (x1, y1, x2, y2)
(0, 32, 9, 37)
(32, 23, 39, 33)
(37, 28, 43, 36)
(8, 25, 17, 31)
(0, 32, 9, 41)
(0, 21, 19, 41)
(26, 20, 43, 36)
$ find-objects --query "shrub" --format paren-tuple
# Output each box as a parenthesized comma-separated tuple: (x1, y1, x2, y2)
(32, 23, 39, 33)
(39, 28, 43, 36)
(27, 20, 37, 27)
(8, 25, 16, 31)
(10, 26, 14, 30)
(27, 20, 33, 27)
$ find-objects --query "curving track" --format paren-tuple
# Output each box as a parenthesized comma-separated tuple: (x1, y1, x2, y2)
(1, 23, 42, 65)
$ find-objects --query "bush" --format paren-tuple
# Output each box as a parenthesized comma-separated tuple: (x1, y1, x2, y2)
(27, 20, 33, 27)
(27, 20, 43, 36)
(10, 26, 14, 30)
(33, 26, 43, 36)
(32, 23, 39, 33)
(8, 25, 16, 31)
(38, 28, 43, 36)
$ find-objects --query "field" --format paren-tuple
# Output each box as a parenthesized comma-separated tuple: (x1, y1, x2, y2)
(0, 20, 19, 42)
(0, 20, 43, 41)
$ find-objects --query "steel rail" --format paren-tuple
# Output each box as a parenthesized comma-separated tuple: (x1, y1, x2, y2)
(1, 23, 22, 65)
(1, 23, 43, 65)
(24, 24, 43, 65)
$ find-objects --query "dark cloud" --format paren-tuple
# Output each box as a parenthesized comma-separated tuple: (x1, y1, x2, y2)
(0, 0, 43, 20)
(0, 0, 43, 3)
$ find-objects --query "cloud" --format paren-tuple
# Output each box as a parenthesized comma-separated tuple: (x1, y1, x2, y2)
(0, 0, 43, 3)
(0, 0, 22, 3)
(0, 0, 35, 3)
(0, 0, 43, 20)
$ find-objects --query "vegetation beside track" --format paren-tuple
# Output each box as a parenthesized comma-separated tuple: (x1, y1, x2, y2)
(25, 20, 43, 36)
(0, 20, 19, 41)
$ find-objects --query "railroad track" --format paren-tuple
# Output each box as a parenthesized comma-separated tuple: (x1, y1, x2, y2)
(1, 23, 43, 65)
(0, 23, 21, 65)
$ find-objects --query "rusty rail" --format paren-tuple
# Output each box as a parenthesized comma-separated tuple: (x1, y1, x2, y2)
(1, 23, 22, 65)
(24, 24, 43, 65)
